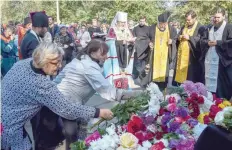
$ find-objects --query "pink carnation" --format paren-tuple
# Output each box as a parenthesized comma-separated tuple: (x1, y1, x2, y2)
(84, 131, 101, 146)
(167, 103, 177, 112)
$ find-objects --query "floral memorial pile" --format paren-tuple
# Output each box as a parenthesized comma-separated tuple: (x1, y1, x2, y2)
(71, 81, 232, 150)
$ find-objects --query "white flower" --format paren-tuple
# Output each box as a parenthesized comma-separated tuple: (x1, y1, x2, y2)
(147, 124, 158, 133)
(142, 140, 152, 148)
(106, 124, 116, 135)
(148, 105, 160, 116)
(214, 111, 225, 126)
(200, 96, 213, 113)
(147, 83, 160, 94)
(98, 138, 111, 149)
(192, 123, 207, 139)
(156, 116, 162, 125)
(116, 146, 130, 150)
(206, 91, 213, 102)
(117, 125, 122, 133)
(160, 139, 169, 147)
(137, 145, 149, 150)
(214, 107, 232, 127)
(89, 140, 101, 150)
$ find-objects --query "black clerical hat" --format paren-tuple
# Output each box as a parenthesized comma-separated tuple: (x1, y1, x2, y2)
(158, 11, 171, 23)
(30, 11, 48, 27)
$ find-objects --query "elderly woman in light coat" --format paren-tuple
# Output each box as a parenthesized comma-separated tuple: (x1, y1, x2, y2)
(1, 42, 113, 150)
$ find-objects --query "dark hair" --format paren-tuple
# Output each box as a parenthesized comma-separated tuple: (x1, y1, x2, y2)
(8, 21, 14, 26)
(185, 10, 197, 19)
(140, 15, 146, 20)
(81, 24, 86, 27)
(213, 7, 226, 16)
(77, 39, 109, 60)
(15, 21, 20, 26)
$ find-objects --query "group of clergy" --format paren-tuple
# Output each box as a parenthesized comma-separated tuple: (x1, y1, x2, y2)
(104, 7, 232, 100)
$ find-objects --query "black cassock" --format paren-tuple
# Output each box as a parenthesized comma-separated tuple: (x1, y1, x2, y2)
(173, 23, 205, 85)
(134, 24, 177, 89)
(200, 23, 232, 100)
(132, 25, 151, 78)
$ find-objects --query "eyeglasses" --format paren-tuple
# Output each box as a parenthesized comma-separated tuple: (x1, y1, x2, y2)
(48, 60, 62, 67)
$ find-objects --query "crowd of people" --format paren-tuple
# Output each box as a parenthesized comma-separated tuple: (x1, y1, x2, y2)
(1, 6, 232, 150)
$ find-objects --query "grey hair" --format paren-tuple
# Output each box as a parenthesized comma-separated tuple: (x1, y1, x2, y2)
(32, 42, 64, 68)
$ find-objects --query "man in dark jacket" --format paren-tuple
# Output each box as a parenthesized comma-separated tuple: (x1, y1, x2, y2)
(48, 16, 60, 41)
(20, 11, 48, 59)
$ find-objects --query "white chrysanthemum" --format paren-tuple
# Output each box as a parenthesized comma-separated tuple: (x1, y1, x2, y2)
(147, 83, 160, 93)
(117, 125, 122, 133)
(88, 140, 101, 150)
(215, 107, 232, 127)
(142, 140, 152, 148)
(106, 124, 116, 135)
(137, 145, 149, 150)
(97, 138, 110, 149)
(148, 105, 160, 116)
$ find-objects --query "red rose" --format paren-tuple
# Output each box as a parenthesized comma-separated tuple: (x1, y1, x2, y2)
(210, 105, 222, 113)
(209, 111, 217, 119)
(215, 99, 223, 106)
(197, 96, 204, 104)
(155, 131, 164, 140)
(145, 132, 155, 140)
(135, 131, 145, 144)
(127, 115, 146, 134)
(190, 106, 200, 119)
(159, 108, 165, 116)
(168, 97, 176, 103)
(127, 120, 139, 134)
(190, 93, 198, 100)
(186, 97, 194, 103)
(213, 94, 217, 101)
(151, 142, 165, 150)
(132, 115, 146, 131)
(203, 115, 211, 124)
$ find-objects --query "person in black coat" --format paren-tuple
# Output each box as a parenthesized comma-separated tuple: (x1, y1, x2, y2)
(20, 11, 48, 59)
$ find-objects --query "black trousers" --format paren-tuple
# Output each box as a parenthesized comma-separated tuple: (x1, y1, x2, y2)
(31, 107, 64, 150)
(61, 118, 79, 150)
(115, 41, 127, 69)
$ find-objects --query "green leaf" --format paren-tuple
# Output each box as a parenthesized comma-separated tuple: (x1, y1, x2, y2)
(70, 140, 86, 150)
